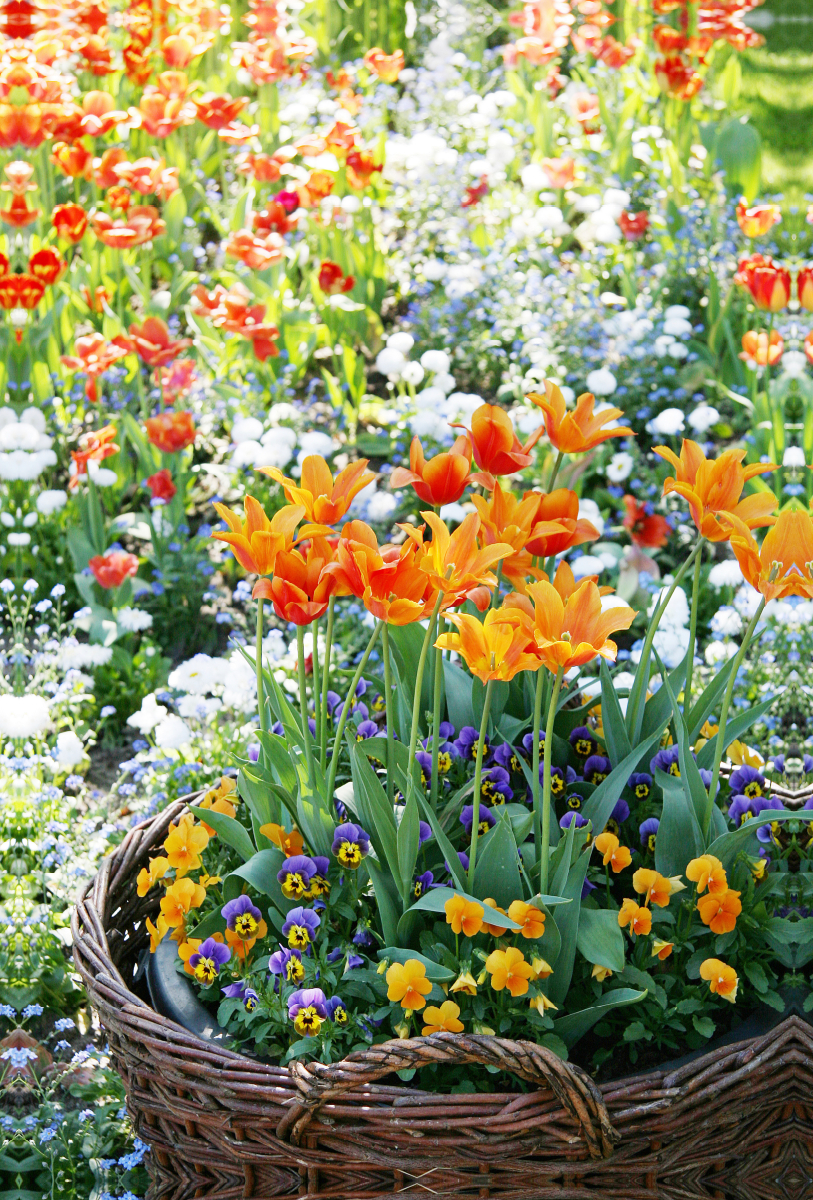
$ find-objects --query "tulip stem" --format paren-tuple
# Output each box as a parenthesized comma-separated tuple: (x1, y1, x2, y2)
(311, 617, 322, 752)
(320, 596, 335, 771)
(702, 596, 766, 841)
(296, 625, 315, 783)
(256, 597, 267, 734)
(467, 678, 494, 890)
(547, 450, 565, 493)
(531, 666, 545, 877)
(683, 541, 704, 720)
(430, 616, 444, 808)
(382, 623, 395, 807)
(326, 620, 382, 807)
(489, 564, 503, 610)
(540, 667, 564, 897)
(626, 538, 703, 739)
(407, 590, 445, 767)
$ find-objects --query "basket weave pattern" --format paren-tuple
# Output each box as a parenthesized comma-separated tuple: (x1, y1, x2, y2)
(72, 796, 813, 1199)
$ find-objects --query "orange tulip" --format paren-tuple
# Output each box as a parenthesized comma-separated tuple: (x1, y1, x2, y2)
(797, 266, 813, 311)
(415, 511, 513, 612)
(145, 410, 196, 453)
(623, 496, 671, 549)
(502, 578, 634, 675)
(363, 47, 405, 82)
(125, 316, 192, 367)
(69, 425, 119, 487)
(654, 439, 777, 542)
(470, 482, 545, 591)
(699, 958, 738, 1002)
(524, 488, 601, 558)
(736, 201, 781, 239)
(61, 333, 131, 403)
(739, 329, 783, 367)
(734, 254, 791, 312)
(390, 434, 472, 506)
(697, 888, 742, 934)
(260, 455, 374, 525)
(29, 247, 66, 285)
(320, 520, 435, 625)
(52, 202, 88, 242)
(527, 380, 633, 454)
(435, 606, 540, 683)
(92, 205, 166, 248)
(723, 507, 813, 601)
(252, 539, 334, 625)
(453, 404, 545, 488)
(211, 498, 305, 576)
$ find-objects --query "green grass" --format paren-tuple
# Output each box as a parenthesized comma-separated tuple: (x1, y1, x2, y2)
(739, 0, 813, 195)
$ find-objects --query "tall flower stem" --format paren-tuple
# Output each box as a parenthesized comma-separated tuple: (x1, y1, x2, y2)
(547, 449, 565, 492)
(467, 678, 495, 890)
(319, 596, 336, 771)
(683, 540, 704, 720)
(702, 595, 766, 840)
(540, 667, 564, 897)
(256, 597, 267, 734)
(430, 616, 444, 808)
(382, 623, 396, 807)
(325, 620, 382, 806)
(531, 665, 546, 874)
(407, 590, 446, 765)
(626, 538, 703, 738)
(296, 625, 315, 783)
(311, 617, 321, 751)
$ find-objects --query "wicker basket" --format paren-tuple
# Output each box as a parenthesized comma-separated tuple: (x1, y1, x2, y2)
(73, 795, 813, 1200)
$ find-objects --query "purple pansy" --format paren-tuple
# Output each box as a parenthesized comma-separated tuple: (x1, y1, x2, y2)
(269, 946, 305, 984)
(326, 996, 349, 1024)
(287, 988, 328, 1035)
(560, 811, 589, 830)
(331, 822, 370, 868)
(639, 816, 659, 851)
(584, 754, 611, 785)
(728, 764, 767, 799)
(281, 906, 321, 949)
(651, 746, 681, 776)
(412, 870, 434, 898)
(460, 803, 496, 836)
(494, 743, 522, 773)
(455, 726, 490, 762)
(628, 772, 652, 800)
(481, 767, 513, 805)
(221, 896, 263, 939)
(569, 726, 597, 757)
(188, 938, 231, 985)
(277, 855, 317, 900)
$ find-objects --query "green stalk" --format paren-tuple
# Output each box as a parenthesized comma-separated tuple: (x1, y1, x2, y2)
(320, 596, 336, 771)
(467, 678, 495, 890)
(296, 625, 315, 783)
(547, 449, 565, 492)
(382, 623, 395, 807)
(489, 563, 503, 610)
(531, 665, 546, 873)
(311, 617, 321, 751)
(540, 667, 564, 896)
(683, 541, 704, 719)
(407, 589, 445, 764)
(325, 620, 382, 806)
(702, 595, 766, 840)
(256, 597, 267, 733)
(430, 615, 444, 807)
(626, 538, 704, 738)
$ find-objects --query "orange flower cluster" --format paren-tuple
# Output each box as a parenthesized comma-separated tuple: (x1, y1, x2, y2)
(192, 282, 280, 361)
(232, 0, 316, 88)
(653, 0, 762, 100)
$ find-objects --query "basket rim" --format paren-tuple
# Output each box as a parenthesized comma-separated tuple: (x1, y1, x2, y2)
(72, 791, 813, 1121)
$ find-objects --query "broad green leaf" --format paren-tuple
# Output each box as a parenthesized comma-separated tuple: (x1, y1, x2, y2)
(416, 791, 467, 891)
(237, 765, 280, 828)
(576, 908, 625, 973)
(227, 849, 284, 903)
(686, 657, 737, 742)
(553, 988, 647, 1049)
(547, 849, 591, 1007)
(367, 858, 403, 947)
(189, 805, 255, 862)
(349, 742, 401, 890)
(707, 809, 797, 871)
(397, 787, 421, 899)
(581, 729, 666, 836)
(472, 813, 522, 908)
(377, 948, 455, 982)
(187, 909, 227, 940)
(600, 659, 631, 767)
(695, 699, 774, 771)
(653, 768, 705, 877)
(639, 652, 688, 742)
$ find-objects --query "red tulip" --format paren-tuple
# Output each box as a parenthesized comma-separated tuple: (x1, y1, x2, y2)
(89, 550, 139, 589)
(146, 468, 177, 501)
(145, 411, 196, 453)
(623, 496, 670, 549)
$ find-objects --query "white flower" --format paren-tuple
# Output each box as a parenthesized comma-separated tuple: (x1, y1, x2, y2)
(126, 693, 167, 733)
(733, 585, 761, 619)
(177, 694, 222, 721)
(116, 607, 153, 632)
(54, 730, 86, 766)
(439, 502, 466, 523)
(36, 489, 67, 515)
(154, 715, 192, 749)
(662, 316, 693, 338)
(414, 385, 446, 410)
(375, 347, 406, 377)
(535, 205, 563, 231)
(708, 560, 744, 589)
(571, 554, 605, 579)
(0, 693, 49, 737)
(586, 368, 617, 396)
(420, 349, 450, 374)
(648, 584, 689, 629)
(783, 446, 806, 468)
(664, 304, 691, 320)
(387, 331, 415, 355)
(687, 405, 719, 433)
(401, 361, 425, 386)
(299, 430, 335, 458)
(60, 643, 114, 669)
(366, 491, 398, 522)
(651, 624, 690, 669)
(781, 350, 807, 378)
(705, 641, 737, 665)
(232, 417, 264, 444)
(8, 533, 30, 547)
(648, 408, 685, 436)
(578, 498, 605, 536)
(423, 259, 447, 281)
(607, 452, 634, 482)
(410, 410, 448, 439)
(432, 372, 456, 394)
(231, 439, 265, 468)
(87, 461, 118, 487)
(520, 162, 548, 191)
(710, 606, 743, 638)
(168, 653, 229, 695)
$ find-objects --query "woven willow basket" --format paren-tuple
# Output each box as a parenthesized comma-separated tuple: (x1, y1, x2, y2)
(72, 795, 813, 1200)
